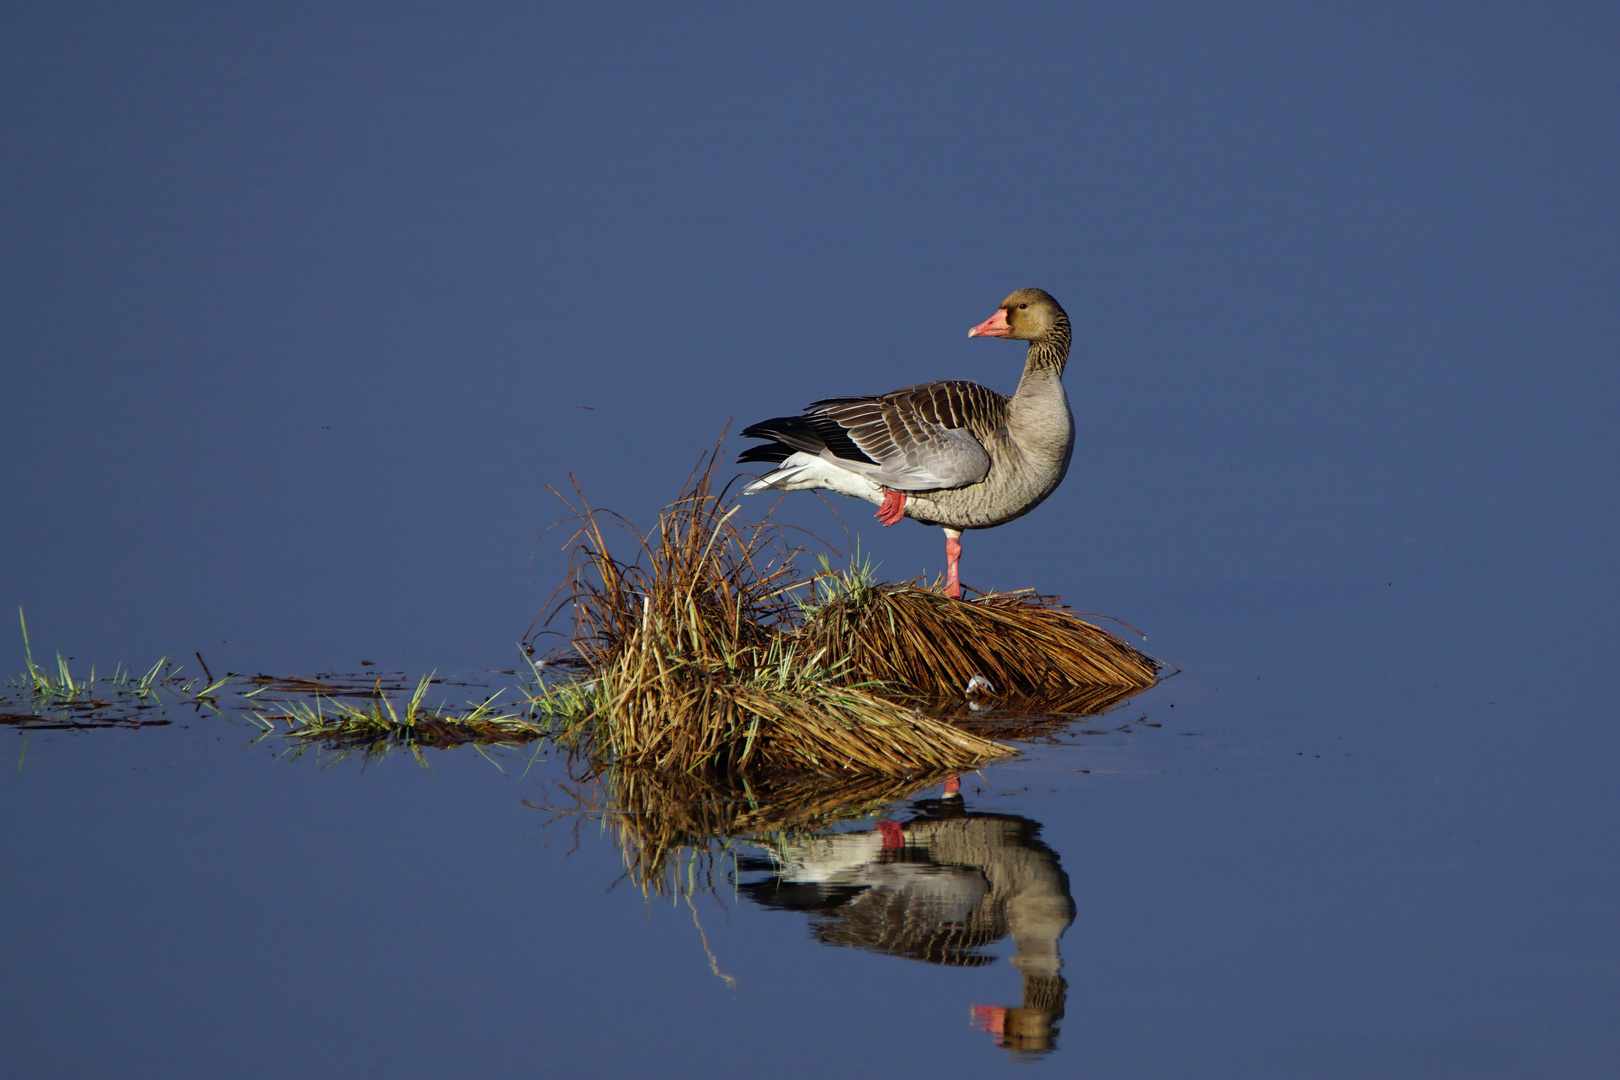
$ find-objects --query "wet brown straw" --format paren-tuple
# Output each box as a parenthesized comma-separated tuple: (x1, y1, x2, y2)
(532, 437, 1159, 778)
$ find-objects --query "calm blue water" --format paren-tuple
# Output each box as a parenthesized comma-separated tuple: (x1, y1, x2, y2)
(4, 5, 1617, 1076)
(6, 574, 1616, 1076)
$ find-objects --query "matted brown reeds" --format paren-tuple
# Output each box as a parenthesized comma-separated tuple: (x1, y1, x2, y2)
(528, 439, 1162, 777)
(803, 584, 1159, 696)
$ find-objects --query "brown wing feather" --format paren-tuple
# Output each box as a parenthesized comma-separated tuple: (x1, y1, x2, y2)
(806, 381, 1004, 490)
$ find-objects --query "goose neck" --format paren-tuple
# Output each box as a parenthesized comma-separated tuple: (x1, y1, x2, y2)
(1020, 335, 1070, 384)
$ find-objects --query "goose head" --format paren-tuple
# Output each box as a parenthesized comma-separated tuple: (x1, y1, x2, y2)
(967, 288, 1068, 342)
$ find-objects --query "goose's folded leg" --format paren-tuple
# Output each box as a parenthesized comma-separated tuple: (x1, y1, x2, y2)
(876, 488, 907, 526)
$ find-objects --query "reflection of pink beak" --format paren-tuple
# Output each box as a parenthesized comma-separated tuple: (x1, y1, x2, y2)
(968, 308, 1011, 338)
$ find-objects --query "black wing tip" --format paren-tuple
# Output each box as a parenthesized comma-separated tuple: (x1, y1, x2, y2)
(741, 408, 878, 467)
(740, 415, 811, 441)
(739, 415, 814, 465)
(737, 442, 793, 465)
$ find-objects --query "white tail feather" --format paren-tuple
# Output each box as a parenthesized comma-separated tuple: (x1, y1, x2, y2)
(740, 452, 884, 503)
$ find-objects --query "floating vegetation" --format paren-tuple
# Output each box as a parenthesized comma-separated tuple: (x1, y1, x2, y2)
(0, 708, 175, 732)
(2, 608, 226, 729)
(2, 611, 543, 759)
(247, 672, 544, 763)
(246, 674, 410, 698)
(525, 444, 1162, 778)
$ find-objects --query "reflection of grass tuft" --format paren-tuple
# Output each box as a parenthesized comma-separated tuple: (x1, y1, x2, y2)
(544, 766, 954, 898)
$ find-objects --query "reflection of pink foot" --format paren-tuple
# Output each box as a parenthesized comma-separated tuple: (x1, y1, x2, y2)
(971, 1005, 1008, 1035)
(876, 488, 906, 526)
(944, 775, 961, 796)
(878, 819, 905, 849)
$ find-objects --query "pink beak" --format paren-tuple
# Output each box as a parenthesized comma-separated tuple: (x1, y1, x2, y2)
(968, 308, 1011, 338)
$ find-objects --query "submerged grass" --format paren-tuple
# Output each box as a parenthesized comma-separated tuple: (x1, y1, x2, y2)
(527, 442, 1162, 778)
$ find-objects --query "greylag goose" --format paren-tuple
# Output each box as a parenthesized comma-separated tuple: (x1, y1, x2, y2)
(738, 288, 1073, 599)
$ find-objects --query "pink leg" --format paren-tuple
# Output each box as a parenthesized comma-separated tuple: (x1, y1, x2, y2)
(877, 819, 906, 849)
(875, 487, 906, 526)
(943, 531, 963, 599)
(944, 775, 961, 796)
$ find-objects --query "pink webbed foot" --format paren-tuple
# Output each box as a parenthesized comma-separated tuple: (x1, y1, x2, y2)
(875, 487, 907, 526)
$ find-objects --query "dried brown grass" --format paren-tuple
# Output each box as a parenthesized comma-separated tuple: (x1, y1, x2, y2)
(530, 440, 1161, 778)
(803, 583, 1159, 695)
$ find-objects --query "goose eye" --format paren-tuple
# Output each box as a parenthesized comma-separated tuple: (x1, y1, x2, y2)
(1018, 302, 1028, 309)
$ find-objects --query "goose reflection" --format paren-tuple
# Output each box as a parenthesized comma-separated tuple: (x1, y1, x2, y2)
(738, 789, 1074, 1055)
